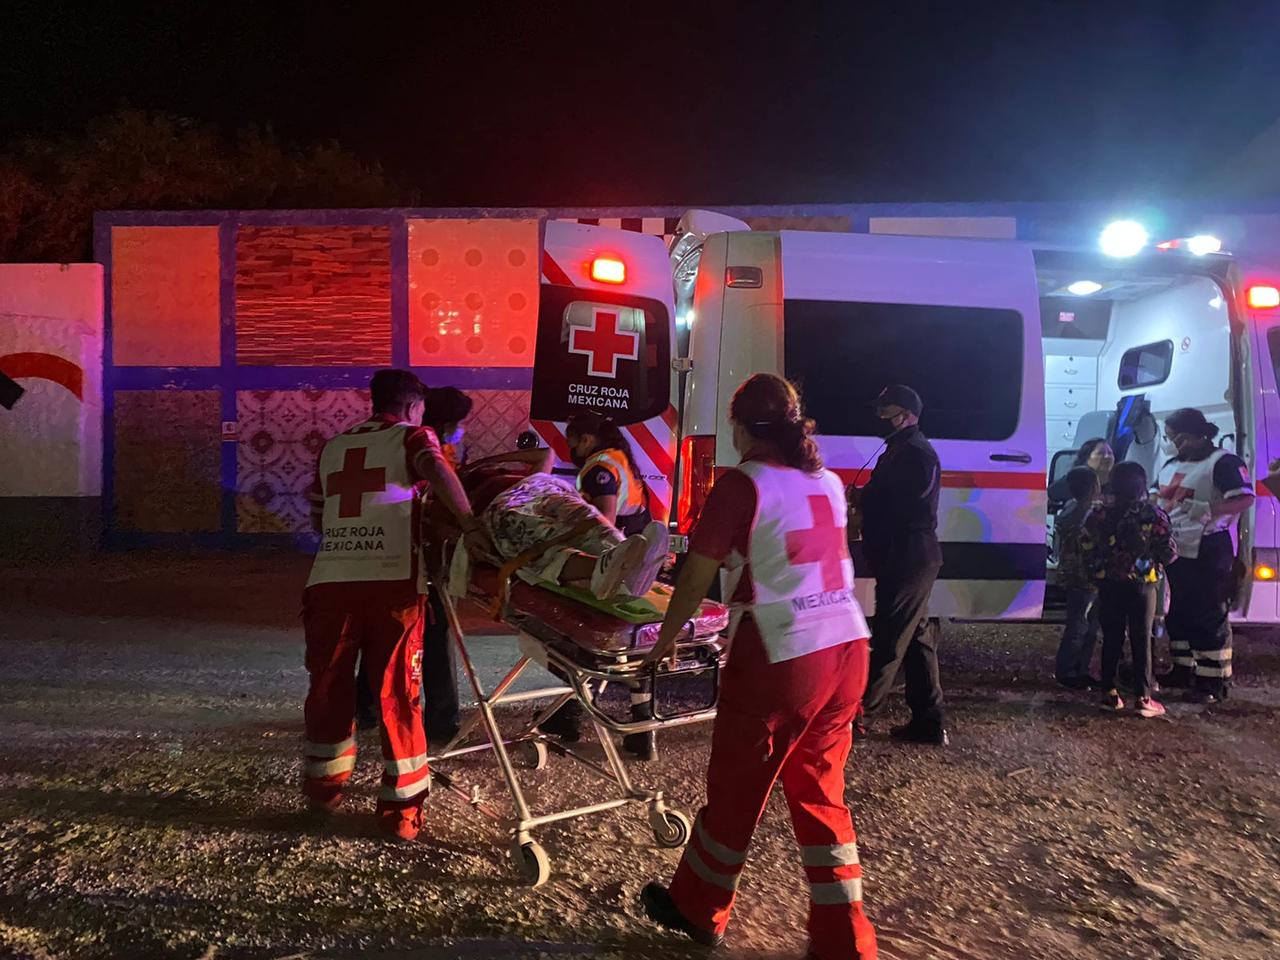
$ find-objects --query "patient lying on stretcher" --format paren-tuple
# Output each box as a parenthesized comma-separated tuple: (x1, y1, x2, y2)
(450, 450, 670, 601)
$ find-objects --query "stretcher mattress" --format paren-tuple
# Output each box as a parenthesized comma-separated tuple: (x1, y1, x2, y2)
(470, 567, 729, 654)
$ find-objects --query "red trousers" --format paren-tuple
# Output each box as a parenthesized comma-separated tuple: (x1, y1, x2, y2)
(669, 625, 877, 960)
(302, 581, 429, 811)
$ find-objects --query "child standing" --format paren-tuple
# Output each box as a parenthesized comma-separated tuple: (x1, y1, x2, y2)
(1081, 461, 1177, 718)
(1054, 466, 1102, 689)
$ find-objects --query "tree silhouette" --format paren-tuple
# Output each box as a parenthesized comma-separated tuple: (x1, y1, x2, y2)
(0, 108, 412, 262)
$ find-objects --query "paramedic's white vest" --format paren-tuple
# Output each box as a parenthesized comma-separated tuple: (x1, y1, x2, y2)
(1156, 448, 1242, 560)
(307, 419, 421, 587)
(725, 461, 870, 663)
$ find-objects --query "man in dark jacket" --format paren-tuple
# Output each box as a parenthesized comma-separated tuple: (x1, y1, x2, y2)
(852, 384, 948, 745)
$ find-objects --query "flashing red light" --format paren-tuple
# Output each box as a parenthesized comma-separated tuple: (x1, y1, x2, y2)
(1248, 285, 1280, 309)
(590, 256, 626, 284)
(676, 435, 716, 535)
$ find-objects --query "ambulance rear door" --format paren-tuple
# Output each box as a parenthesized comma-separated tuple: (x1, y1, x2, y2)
(769, 231, 1047, 619)
(530, 221, 678, 519)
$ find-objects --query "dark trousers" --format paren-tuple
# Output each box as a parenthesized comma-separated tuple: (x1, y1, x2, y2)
(1055, 586, 1099, 682)
(1097, 579, 1157, 701)
(861, 564, 944, 728)
(356, 585, 460, 741)
(1165, 532, 1234, 696)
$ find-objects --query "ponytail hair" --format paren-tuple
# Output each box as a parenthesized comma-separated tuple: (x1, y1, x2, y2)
(566, 410, 652, 511)
(729, 374, 823, 473)
(1166, 407, 1219, 441)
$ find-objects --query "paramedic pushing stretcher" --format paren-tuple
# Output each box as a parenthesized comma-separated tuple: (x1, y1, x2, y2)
(852, 384, 948, 745)
(302, 370, 487, 842)
(640, 374, 878, 960)
(560, 409, 658, 760)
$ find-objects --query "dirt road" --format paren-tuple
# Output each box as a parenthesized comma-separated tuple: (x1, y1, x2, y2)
(1, 552, 1278, 959)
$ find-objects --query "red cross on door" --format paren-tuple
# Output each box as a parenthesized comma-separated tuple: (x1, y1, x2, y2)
(326, 447, 387, 518)
(568, 308, 640, 379)
(785, 495, 849, 591)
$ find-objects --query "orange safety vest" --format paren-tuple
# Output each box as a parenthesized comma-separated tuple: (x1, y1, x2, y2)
(578, 447, 647, 519)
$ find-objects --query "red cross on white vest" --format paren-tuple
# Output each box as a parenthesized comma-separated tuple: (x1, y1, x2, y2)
(785, 495, 848, 591)
(568, 308, 640, 378)
(327, 447, 387, 518)
(1158, 472, 1194, 505)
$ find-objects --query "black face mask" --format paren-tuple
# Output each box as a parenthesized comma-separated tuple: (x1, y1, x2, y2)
(877, 416, 902, 438)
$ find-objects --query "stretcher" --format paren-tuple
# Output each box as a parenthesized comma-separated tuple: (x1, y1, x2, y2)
(425, 538, 729, 888)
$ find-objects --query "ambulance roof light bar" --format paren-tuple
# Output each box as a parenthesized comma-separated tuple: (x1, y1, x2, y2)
(1099, 220, 1148, 258)
(1155, 234, 1223, 256)
(590, 256, 626, 284)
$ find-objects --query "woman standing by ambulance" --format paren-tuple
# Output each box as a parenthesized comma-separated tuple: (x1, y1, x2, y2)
(640, 374, 877, 959)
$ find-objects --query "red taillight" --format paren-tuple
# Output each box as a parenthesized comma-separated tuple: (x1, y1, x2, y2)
(590, 256, 626, 284)
(1248, 285, 1280, 309)
(676, 435, 716, 535)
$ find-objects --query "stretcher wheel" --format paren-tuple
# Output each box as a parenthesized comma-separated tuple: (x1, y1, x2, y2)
(527, 740, 549, 770)
(512, 840, 551, 888)
(649, 808, 692, 849)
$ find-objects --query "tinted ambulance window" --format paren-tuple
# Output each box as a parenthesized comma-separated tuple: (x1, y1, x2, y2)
(530, 285, 670, 425)
(1117, 340, 1174, 390)
(784, 299, 1023, 441)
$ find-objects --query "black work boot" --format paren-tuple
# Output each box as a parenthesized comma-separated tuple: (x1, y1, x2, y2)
(641, 883, 723, 947)
(890, 720, 949, 746)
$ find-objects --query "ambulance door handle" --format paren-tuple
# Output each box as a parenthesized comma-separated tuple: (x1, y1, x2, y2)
(990, 452, 1033, 464)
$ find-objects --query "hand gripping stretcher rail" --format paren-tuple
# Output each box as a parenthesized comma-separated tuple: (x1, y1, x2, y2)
(422, 527, 729, 888)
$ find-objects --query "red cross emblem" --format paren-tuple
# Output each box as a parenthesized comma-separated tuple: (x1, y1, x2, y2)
(1158, 472, 1194, 506)
(785, 495, 849, 591)
(568, 308, 640, 378)
(326, 447, 386, 518)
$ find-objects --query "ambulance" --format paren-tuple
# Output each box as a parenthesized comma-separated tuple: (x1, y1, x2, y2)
(531, 212, 1280, 623)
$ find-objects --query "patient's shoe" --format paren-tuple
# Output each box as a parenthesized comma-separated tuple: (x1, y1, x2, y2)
(590, 534, 649, 599)
(620, 522, 670, 598)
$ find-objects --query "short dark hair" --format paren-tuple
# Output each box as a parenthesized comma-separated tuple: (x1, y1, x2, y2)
(1065, 465, 1100, 502)
(370, 369, 423, 413)
(423, 386, 474, 430)
(1111, 460, 1148, 503)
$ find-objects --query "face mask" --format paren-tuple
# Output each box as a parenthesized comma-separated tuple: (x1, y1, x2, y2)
(878, 415, 903, 438)
(1162, 437, 1180, 458)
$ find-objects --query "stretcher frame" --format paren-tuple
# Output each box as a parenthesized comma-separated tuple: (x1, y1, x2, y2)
(425, 543, 725, 888)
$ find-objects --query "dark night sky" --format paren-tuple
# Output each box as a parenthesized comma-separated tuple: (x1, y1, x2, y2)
(3, 0, 1278, 206)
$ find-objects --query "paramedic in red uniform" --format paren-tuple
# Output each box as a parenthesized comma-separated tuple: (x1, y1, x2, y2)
(640, 373, 877, 959)
(1155, 407, 1253, 704)
(302, 369, 485, 841)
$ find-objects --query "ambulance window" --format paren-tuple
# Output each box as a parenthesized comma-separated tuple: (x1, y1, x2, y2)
(783, 299, 1023, 441)
(530, 285, 671, 425)
(1117, 340, 1174, 390)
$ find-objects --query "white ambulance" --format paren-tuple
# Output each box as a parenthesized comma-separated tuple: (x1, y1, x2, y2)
(532, 212, 1280, 623)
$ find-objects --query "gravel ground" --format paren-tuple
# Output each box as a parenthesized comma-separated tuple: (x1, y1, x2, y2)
(1, 551, 1279, 960)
